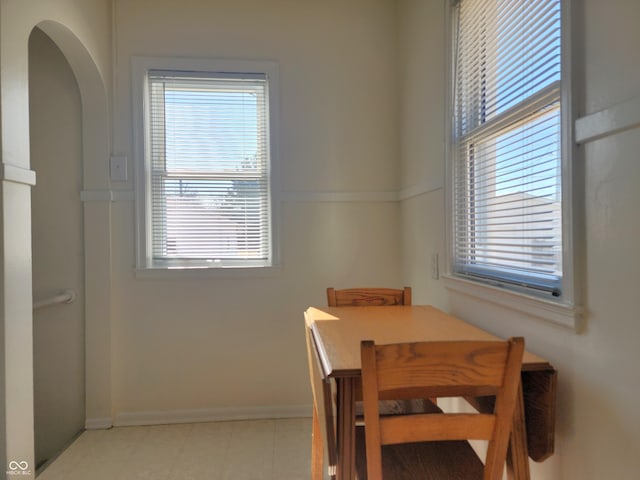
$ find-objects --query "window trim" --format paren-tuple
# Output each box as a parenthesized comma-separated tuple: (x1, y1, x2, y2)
(444, 0, 582, 330)
(132, 56, 281, 275)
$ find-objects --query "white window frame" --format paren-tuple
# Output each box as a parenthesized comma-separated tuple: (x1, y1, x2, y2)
(444, 0, 582, 330)
(132, 57, 280, 277)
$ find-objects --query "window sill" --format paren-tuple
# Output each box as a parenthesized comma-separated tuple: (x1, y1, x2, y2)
(134, 265, 282, 280)
(443, 274, 582, 331)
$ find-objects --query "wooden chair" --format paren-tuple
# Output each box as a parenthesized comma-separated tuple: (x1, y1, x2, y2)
(326, 287, 411, 307)
(356, 337, 525, 480)
(327, 286, 436, 418)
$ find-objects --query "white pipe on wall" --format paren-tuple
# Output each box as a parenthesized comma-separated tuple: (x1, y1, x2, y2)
(33, 289, 77, 310)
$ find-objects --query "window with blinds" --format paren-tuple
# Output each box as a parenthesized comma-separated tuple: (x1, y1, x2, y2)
(452, 0, 563, 296)
(145, 70, 272, 268)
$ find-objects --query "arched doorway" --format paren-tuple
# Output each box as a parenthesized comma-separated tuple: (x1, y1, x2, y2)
(27, 19, 113, 469)
(29, 26, 86, 469)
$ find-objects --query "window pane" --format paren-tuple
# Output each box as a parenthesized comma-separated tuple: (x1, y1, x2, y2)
(455, 0, 561, 132)
(164, 87, 263, 173)
(148, 72, 271, 267)
(453, 0, 563, 296)
(492, 0, 561, 116)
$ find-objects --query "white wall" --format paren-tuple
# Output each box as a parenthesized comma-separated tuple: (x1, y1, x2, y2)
(399, 0, 640, 478)
(397, 0, 449, 311)
(110, 0, 403, 423)
(0, 0, 111, 474)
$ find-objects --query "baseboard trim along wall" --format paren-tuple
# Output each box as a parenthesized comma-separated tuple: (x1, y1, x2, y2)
(85, 417, 114, 430)
(110, 404, 313, 428)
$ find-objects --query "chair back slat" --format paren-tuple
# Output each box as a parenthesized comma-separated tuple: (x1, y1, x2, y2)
(375, 341, 511, 392)
(327, 287, 411, 307)
(379, 413, 496, 445)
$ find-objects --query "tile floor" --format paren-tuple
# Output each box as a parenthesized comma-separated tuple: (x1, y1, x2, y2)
(37, 418, 313, 480)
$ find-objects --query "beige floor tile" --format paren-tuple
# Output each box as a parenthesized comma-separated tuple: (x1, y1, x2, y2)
(222, 420, 277, 480)
(274, 418, 313, 479)
(38, 418, 313, 480)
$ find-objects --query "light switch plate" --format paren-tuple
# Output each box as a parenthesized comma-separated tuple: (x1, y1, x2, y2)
(110, 155, 128, 182)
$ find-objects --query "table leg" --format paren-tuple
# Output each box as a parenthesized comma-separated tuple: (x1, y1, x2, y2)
(311, 404, 324, 480)
(335, 377, 357, 480)
(506, 383, 531, 480)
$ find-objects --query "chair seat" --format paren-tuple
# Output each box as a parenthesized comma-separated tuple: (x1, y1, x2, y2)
(355, 426, 485, 480)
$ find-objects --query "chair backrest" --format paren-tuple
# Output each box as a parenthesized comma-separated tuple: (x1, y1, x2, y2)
(326, 287, 411, 307)
(360, 337, 524, 480)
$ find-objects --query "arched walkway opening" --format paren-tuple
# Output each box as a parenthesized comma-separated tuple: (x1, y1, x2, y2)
(26, 19, 113, 469)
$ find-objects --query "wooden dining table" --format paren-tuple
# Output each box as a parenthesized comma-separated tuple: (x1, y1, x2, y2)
(305, 305, 557, 480)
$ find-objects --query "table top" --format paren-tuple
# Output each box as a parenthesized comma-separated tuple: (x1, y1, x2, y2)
(306, 305, 551, 378)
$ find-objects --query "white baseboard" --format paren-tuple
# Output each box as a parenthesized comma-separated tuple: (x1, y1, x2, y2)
(112, 404, 313, 427)
(85, 417, 114, 430)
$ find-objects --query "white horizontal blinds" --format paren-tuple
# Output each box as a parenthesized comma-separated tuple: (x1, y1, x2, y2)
(148, 71, 271, 267)
(453, 0, 563, 295)
(455, 0, 561, 133)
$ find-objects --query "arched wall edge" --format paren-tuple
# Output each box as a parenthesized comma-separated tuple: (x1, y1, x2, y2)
(33, 20, 113, 430)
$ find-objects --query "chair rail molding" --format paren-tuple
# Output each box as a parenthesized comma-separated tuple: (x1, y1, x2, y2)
(1, 164, 36, 186)
(575, 95, 640, 144)
(80, 189, 134, 202)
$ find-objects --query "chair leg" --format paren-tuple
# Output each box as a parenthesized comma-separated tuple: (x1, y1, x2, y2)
(506, 384, 531, 480)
